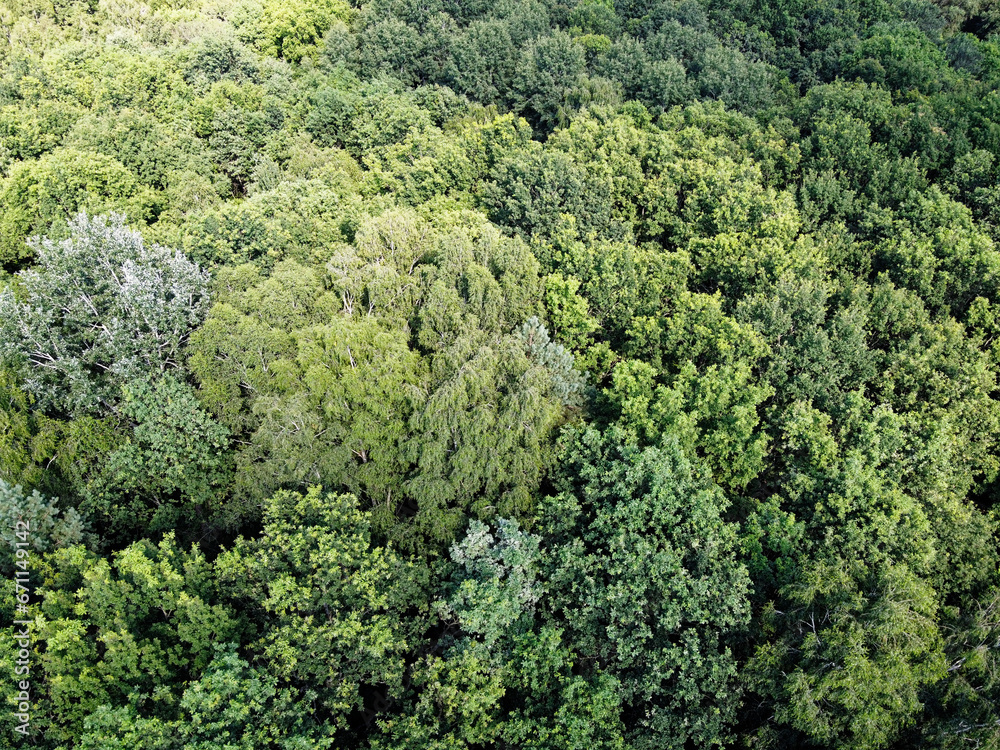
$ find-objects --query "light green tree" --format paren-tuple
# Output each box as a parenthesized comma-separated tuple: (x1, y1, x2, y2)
(215, 487, 427, 732)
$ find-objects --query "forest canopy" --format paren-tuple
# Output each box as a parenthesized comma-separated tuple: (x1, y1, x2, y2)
(2, 0, 1000, 747)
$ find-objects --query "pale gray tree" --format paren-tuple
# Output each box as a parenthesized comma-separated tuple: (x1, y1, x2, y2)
(0, 213, 210, 415)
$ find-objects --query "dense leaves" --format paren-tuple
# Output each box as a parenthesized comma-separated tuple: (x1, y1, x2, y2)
(3, 0, 1000, 747)
(0, 213, 210, 416)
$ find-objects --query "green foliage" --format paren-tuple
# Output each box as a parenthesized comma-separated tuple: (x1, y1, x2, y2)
(846, 27, 952, 95)
(238, 0, 351, 63)
(608, 291, 773, 488)
(915, 589, 1000, 749)
(77, 646, 336, 749)
(444, 518, 543, 649)
(0, 149, 158, 267)
(183, 34, 261, 90)
(514, 31, 588, 130)
(401, 331, 566, 550)
(238, 315, 425, 513)
(307, 80, 436, 158)
(0, 99, 82, 163)
(539, 427, 751, 749)
(187, 260, 339, 432)
(748, 557, 948, 749)
(372, 517, 629, 749)
(874, 188, 1000, 318)
(735, 274, 877, 418)
(4, 0, 1000, 746)
(569, 0, 619, 37)
(24, 536, 240, 744)
(0, 480, 87, 575)
(542, 272, 598, 352)
(0, 365, 57, 491)
(518, 316, 588, 406)
(448, 20, 520, 105)
(215, 487, 427, 730)
(83, 375, 233, 539)
(481, 147, 614, 242)
(410, 216, 543, 345)
(62, 110, 206, 192)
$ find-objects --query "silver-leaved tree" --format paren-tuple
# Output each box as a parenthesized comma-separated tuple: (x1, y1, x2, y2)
(0, 213, 210, 416)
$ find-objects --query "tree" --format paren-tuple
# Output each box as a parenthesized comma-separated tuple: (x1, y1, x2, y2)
(352, 16, 426, 86)
(82, 376, 234, 541)
(215, 488, 427, 733)
(237, 0, 351, 63)
(542, 272, 599, 353)
(0, 365, 58, 492)
(734, 273, 876, 419)
(62, 109, 205, 193)
(401, 331, 567, 552)
(538, 427, 751, 749)
(569, 0, 620, 37)
(19, 536, 240, 744)
(608, 291, 774, 489)
(170, 177, 364, 271)
(186, 262, 318, 434)
(77, 646, 336, 749)
(513, 31, 588, 130)
(183, 33, 261, 90)
(874, 188, 1000, 320)
(410, 218, 544, 349)
(518, 316, 588, 407)
(372, 518, 628, 749)
(845, 27, 952, 96)
(480, 147, 614, 244)
(746, 557, 948, 750)
(206, 101, 285, 198)
(0, 149, 158, 268)
(448, 20, 519, 106)
(868, 281, 1000, 502)
(913, 588, 1000, 750)
(0, 214, 210, 416)
(0, 479, 88, 575)
(238, 316, 426, 515)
